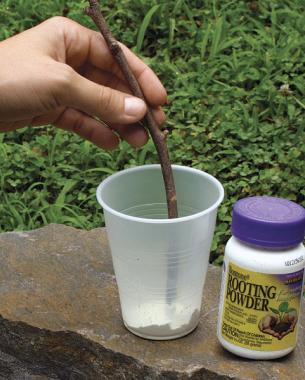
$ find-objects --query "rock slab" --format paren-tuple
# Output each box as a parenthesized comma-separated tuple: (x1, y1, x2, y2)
(0, 224, 304, 379)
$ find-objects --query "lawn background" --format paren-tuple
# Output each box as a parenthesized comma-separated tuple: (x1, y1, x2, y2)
(1, 0, 305, 264)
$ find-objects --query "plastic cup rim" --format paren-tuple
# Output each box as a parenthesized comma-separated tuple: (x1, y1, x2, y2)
(96, 164, 225, 224)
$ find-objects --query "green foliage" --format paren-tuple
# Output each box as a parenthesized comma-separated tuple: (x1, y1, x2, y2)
(136, 4, 161, 53)
(1, 0, 305, 264)
(270, 302, 296, 322)
(0, 0, 67, 38)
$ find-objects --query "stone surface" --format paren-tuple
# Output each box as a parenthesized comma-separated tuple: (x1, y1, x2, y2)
(0, 224, 304, 379)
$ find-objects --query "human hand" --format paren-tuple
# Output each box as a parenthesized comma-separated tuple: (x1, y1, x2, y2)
(259, 312, 298, 340)
(0, 17, 167, 149)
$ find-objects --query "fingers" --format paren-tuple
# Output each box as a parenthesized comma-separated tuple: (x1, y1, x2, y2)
(119, 42, 168, 106)
(54, 108, 119, 150)
(113, 105, 165, 147)
(0, 104, 153, 149)
(82, 64, 167, 125)
(48, 17, 168, 107)
(114, 124, 149, 148)
(88, 33, 168, 106)
(0, 119, 32, 132)
(152, 107, 166, 126)
(59, 68, 147, 125)
(53, 108, 149, 149)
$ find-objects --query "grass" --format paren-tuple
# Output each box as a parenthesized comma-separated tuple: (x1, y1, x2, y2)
(1, 0, 305, 264)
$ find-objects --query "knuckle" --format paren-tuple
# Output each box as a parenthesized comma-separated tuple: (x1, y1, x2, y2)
(61, 64, 75, 83)
(43, 17, 76, 44)
(58, 64, 75, 89)
(51, 64, 76, 103)
(46, 16, 70, 29)
(99, 86, 115, 113)
(70, 112, 84, 134)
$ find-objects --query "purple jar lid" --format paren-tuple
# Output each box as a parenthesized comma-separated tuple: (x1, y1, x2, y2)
(232, 196, 305, 248)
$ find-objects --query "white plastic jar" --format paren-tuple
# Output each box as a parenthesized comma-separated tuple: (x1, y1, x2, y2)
(217, 196, 305, 359)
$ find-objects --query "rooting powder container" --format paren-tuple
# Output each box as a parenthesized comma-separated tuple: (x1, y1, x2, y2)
(217, 196, 305, 359)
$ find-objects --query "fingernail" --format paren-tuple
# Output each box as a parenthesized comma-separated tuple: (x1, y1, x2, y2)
(125, 97, 146, 117)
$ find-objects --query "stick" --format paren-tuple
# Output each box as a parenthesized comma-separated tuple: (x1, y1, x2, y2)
(86, 0, 178, 218)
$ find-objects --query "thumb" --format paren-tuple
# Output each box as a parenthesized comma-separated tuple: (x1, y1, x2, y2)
(60, 68, 147, 124)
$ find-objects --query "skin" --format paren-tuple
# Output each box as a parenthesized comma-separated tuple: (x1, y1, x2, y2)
(259, 313, 297, 340)
(0, 17, 167, 149)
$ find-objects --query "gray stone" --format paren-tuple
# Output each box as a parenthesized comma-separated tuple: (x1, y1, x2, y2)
(0, 224, 304, 379)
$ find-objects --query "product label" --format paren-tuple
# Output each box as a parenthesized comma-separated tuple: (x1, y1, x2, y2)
(221, 261, 304, 351)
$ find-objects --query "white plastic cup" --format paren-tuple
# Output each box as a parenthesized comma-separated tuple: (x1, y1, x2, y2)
(96, 165, 224, 340)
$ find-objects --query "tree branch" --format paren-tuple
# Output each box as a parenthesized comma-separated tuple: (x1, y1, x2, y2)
(86, 0, 178, 219)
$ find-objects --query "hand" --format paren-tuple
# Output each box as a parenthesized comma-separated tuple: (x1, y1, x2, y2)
(259, 313, 298, 340)
(0, 17, 167, 149)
